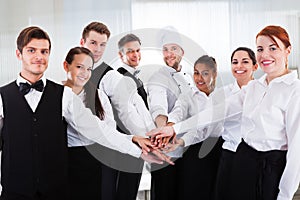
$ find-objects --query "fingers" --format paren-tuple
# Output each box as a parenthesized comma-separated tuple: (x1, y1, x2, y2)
(140, 153, 163, 164)
(152, 149, 174, 165)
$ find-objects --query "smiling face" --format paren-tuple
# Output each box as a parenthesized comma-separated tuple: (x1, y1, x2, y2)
(193, 63, 216, 95)
(231, 50, 257, 87)
(256, 35, 291, 83)
(162, 43, 184, 71)
(64, 53, 93, 92)
(17, 38, 50, 83)
(119, 40, 141, 68)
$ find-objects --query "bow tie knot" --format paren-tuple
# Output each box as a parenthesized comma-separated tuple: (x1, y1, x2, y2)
(19, 80, 44, 95)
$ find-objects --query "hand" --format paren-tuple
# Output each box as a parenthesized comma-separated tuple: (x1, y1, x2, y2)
(151, 149, 174, 165)
(140, 149, 174, 166)
(146, 126, 176, 148)
(162, 138, 185, 153)
(132, 136, 156, 155)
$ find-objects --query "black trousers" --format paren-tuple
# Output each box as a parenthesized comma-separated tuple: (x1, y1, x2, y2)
(115, 152, 144, 200)
(0, 190, 67, 200)
(180, 137, 223, 200)
(68, 144, 121, 200)
(214, 141, 286, 200)
(151, 157, 183, 200)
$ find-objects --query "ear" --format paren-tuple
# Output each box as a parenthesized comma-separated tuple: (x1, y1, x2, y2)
(80, 38, 85, 46)
(214, 71, 218, 79)
(16, 49, 22, 60)
(286, 45, 291, 54)
(63, 61, 69, 72)
(253, 63, 258, 71)
(118, 51, 123, 59)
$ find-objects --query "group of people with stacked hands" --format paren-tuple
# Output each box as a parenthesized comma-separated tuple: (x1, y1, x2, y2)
(0, 21, 299, 200)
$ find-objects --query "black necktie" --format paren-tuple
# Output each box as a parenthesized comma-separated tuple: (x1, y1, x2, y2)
(19, 80, 44, 95)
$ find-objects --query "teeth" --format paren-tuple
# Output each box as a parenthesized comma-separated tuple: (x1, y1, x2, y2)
(262, 61, 273, 64)
(78, 77, 86, 81)
(235, 70, 245, 74)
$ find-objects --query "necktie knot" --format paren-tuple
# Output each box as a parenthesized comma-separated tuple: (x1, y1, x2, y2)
(19, 80, 44, 95)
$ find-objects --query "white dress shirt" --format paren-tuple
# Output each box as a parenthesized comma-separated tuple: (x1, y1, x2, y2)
(173, 71, 300, 200)
(99, 67, 155, 136)
(169, 87, 223, 147)
(213, 80, 243, 152)
(147, 66, 194, 120)
(0, 75, 142, 158)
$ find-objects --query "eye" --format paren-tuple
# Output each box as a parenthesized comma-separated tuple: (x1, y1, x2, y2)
(27, 49, 35, 53)
(100, 43, 106, 47)
(242, 61, 249, 64)
(90, 41, 97, 45)
(201, 71, 209, 76)
(257, 48, 263, 52)
(270, 47, 277, 51)
(171, 46, 177, 51)
(194, 71, 199, 75)
(232, 61, 238, 65)
(41, 50, 49, 55)
(87, 67, 93, 71)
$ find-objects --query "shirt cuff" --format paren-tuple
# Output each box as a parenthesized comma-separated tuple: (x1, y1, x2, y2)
(125, 135, 142, 158)
(151, 110, 168, 121)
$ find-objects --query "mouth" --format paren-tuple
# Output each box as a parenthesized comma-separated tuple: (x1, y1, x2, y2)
(234, 70, 247, 74)
(261, 60, 274, 66)
(77, 76, 88, 81)
(196, 81, 206, 86)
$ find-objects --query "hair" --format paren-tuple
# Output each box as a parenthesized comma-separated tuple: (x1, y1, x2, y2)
(17, 26, 51, 53)
(231, 47, 257, 65)
(256, 25, 291, 49)
(194, 55, 217, 73)
(65, 46, 105, 120)
(118, 33, 141, 51)
(65, 46, 94, 66)
(81, 22, 111, 42)
(194, 55, 218, 91)
(256, 25, 291, 68)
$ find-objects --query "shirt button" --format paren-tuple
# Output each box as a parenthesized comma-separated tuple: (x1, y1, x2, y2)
(33, 117, 37, 122)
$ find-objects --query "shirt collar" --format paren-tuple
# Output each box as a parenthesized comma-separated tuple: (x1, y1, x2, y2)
(231, 80, 242, 93)
(16, 74, 47, 87)
(258, 70, 298, 86)
(191, 86, 208, 98)
(121, 63, 138, 75)
(165, 65, 182, 74)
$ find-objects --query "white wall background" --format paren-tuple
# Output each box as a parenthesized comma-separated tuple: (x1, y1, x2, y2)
(0, 0, 299, 86)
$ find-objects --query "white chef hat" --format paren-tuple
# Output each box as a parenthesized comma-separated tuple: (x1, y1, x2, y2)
(158, 26, 184, 50)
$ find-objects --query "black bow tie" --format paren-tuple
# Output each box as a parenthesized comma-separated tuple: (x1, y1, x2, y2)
(19, 80, 44, 95)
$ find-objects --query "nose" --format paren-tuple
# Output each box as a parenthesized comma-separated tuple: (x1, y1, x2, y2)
(34, 51, 43, 60)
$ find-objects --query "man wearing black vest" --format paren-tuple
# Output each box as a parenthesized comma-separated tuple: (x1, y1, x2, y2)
(80, 22, 156, 200)
(0, 26, 169, 200)
(116, 34, 152, 200)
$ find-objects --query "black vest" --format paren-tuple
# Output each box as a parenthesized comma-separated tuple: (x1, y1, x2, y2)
(89, 62, 113, 88)
(0, 80, 67, 195)
(117, 67, 149, 109)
